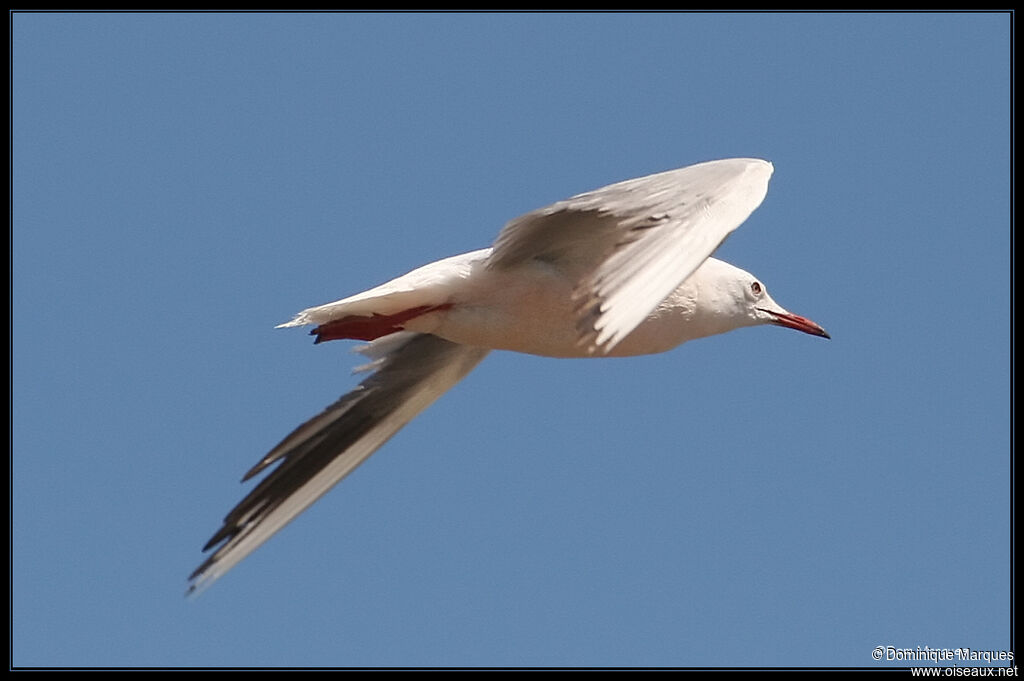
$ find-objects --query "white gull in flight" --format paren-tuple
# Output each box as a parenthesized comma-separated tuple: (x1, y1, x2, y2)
(190, 158, 829, 593)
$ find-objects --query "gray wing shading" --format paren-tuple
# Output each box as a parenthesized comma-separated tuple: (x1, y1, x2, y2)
(189, 332, 490, 594)
(486, 158, 774, 352)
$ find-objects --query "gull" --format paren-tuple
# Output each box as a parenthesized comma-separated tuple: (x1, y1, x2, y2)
(189, 158, 829, 593)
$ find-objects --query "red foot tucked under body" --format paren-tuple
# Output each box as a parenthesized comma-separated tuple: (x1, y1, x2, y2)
(311, 304, 453, 343)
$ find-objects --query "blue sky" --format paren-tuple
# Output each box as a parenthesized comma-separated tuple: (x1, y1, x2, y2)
(12, 12, 1010, 668)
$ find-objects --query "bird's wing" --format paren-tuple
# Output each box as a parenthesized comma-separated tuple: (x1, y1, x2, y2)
(487, 158, 773, 352)
(189, 332, 490, 594)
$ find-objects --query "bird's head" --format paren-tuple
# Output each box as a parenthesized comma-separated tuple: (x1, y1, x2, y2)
(694, 258, 830, 340)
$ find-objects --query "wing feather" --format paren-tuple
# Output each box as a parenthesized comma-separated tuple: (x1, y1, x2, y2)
(189, 332, 489, 594)
(487, 158, 774, 352)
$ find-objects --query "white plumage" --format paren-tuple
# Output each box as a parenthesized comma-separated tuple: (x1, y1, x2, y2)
(190, 158, 828, 593)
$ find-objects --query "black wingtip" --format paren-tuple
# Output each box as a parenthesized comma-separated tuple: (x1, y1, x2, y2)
(241, 460, 267, 482)
(201, 526, 231, 553)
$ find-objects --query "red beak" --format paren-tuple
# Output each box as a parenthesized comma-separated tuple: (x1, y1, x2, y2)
(758, 308, 830, 339)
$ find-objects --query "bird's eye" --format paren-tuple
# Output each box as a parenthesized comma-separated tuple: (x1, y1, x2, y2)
(750, 281, 762, 295)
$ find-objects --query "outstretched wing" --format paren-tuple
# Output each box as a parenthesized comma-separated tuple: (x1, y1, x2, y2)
(189, 332, 489, 594)
(487, 158, 773, 352)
